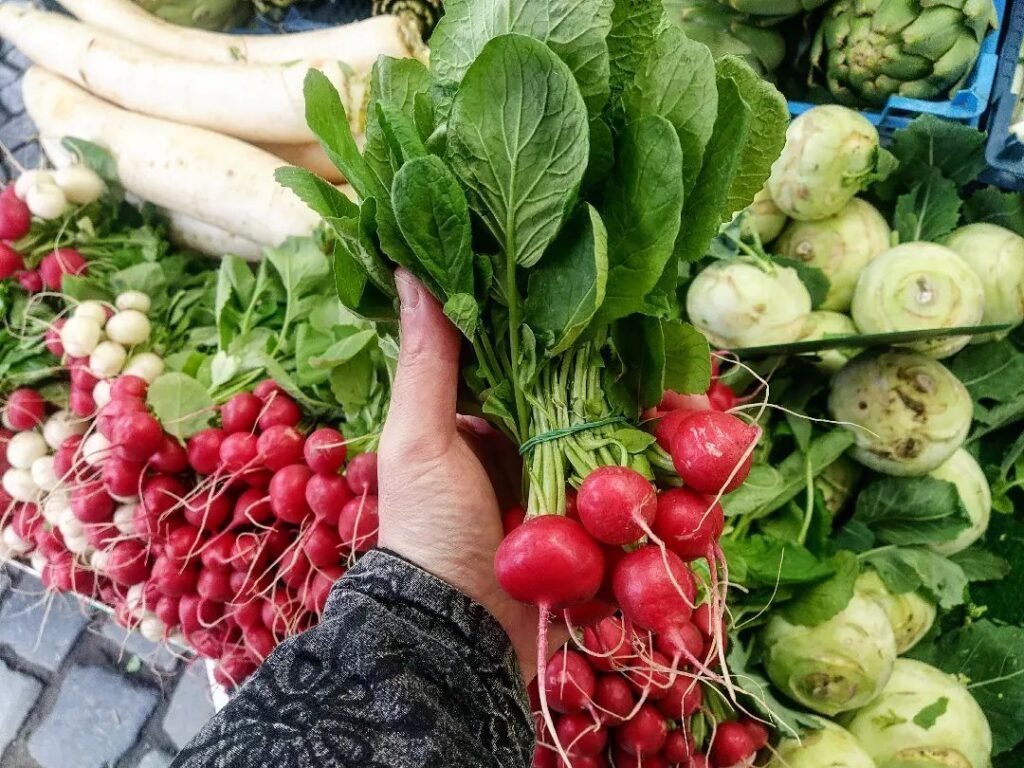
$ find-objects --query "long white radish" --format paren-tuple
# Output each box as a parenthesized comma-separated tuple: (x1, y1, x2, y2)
(258, 142, 345, 184)
(166, 211, 264, 262)
(26, 67, 319, 247)
(0, 6, 364, 144)
(56, 0, 424, 66)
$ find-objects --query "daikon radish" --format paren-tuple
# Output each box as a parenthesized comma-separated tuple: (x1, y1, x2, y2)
(25, 67, 319, 247)
(56, 0, 424, 66)
(259, 142, 345, 184)
(165, 212, 264, 261)
(0, 6, 364, 144)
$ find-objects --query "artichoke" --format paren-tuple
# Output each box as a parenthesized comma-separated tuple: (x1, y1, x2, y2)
(776, 198, 892, 311)
(945, 223, 1024, 340)
(666, 0, 787, 74)
(762, 594, 897, 716)
(813, 0, 998, 107)
(850, 242, 986, 359)
(798, 311, 859, 373)
(855, 569, 936, 653)
(767, 720, 877, 768)
(132, 0, 249, 30)
(829, 350, 972, 476)
(927, 448, 992, 555)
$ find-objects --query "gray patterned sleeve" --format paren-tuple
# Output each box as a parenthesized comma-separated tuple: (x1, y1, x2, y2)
(170, 549, 535, 768)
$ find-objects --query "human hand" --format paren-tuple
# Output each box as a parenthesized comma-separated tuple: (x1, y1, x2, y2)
(377, 270, 563, 679)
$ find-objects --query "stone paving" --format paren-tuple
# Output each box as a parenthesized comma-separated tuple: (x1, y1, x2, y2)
(0, 566, 217, 768)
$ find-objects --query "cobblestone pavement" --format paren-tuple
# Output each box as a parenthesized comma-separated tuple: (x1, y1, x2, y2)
(0, 566, 216, 768)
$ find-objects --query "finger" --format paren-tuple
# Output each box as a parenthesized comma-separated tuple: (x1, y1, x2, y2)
(386, 269, 461, 446)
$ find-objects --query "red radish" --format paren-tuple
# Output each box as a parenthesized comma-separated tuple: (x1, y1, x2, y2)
(305, 472, 352, 523)
(693, 603, 728, 659)
(0, 243, 24, 279)
(164, 525, 204, 563)
(69, 358, 99, 391)
(625, 650, 674, 700)
(197, 568, 235, 603)
(241, 469, 272, 490)
(101, 458, 145, 499)
(233, 489, 273, 527)
(230, 533, 271, 574)
(201, 532, 236, 571)
(16, 270, 42, 293)
(149, 436, 188, 474)
(183, 489, 232, 531)
(42, 556, 96, 593)
(544, 649, 596, 714)
(665, 730, 695, 763)
(12, 503, 42, 541)
(669, 411, 758, 495)
(564, 489, 579, 521)
(69, 387, 96, 417)
(71, 480, 115, 523)
(533, 746, 557, 768)
(52, 435, 82, 479)
(658, 677, 703, 720)
(113, 412, 163, 461)
(244, 624, 275, 660)
(612, 545, 696, 632)
(655, 619, 704, 663)
(615, 703, 668, 756)
(336, 495, 379, 552)
(563, 599, 615, 627)
(188, 628, 227, 659)
(106, 540, 149, 585)
(689, 754, 710, 768)
(253, 380, 283, 400)
(555, 713, 606, 757)
(303, 427, 346, 474)
(187, 428, 226, 474)
(179, 593, 223, 629)
(707, 381, 736, 411)
(262, 591, 301, 636)
(709, 722, 756, 768)
(142, 475, 186, 516)
(111, 375, 148, 400)
(39, 248, 87, 290)
(345, 452, 378, 495)
(613, 749, 668, 768)
(739, 719, 769, 751)
(582, 617, 635, 672)
(0, 186, 31, 240)
(257, 393, 300, 429)
(220, 392, 262, 434)
(231, 598, 264, 630)
(279, 545, 311, 591)
(652, 489, 724, 561)
(592, 674, 634, 724)
(34, 525, 67, 560)
(304, 566, 343, 614)
(45, 320, 65, 357)
(501, 506, 526, 535)
(653, 408, 698, 451)
(214, 653, 257, 688)
(84, 522, 118, 549)
(154, 595, 180, 627)
(269, 464, 312, 524)
(576, 466, 656, 545)
(5, 388, 46, 430)
(133, 505, 177, 544)
(219, 432, 259, 474)
(302, 522, 341, 567)
(660, 391, 712, 413)
(256, 425, 304, 471)
(97, 398, 148, 440)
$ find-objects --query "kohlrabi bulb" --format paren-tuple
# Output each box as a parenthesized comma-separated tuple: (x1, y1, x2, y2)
(927, 448, 992, 556)
(767, 720, 876, 768)
(762, 594, 897, 716)
(797, 310, 859, 373)
(686, 259, 812, 348)
(736, 186, 788, 245)
(767, 105, 887, 221)
(776, 198, 891, 311)
(847, 659, 992, 768)
(829, 350, 972, 476)
(945, 222, 1024, 341)
(854, 569, 936, 654)
(815, 456, 863, 517)
(851, 242, 986, 359)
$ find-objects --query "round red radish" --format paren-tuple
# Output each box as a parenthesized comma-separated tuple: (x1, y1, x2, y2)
(69, 358, 98, 391)
(707, 381, 736, 411)
(245, 624, 276, 661)
(233, 489, 273, 527)
(253, 380, 283, 400)
(544, 649, 596, 713)
(149, 436, 188, 474)
(709, 721, 756, 768)
(303, 427, 346, 474)
(576, 466, 657, 546)
(345, 452, 377, 495)
(592, 674, 634, 725)
(150, 556, 199, 598)
(615, 704, 667, 756)
(71, 480, 115, 523)
(164, 525, 204, 564)
(214, 653, 257, 688)
(665, 730, 695, 763)
(262, 591, 301, 637)
(279, 546, 311, 591)
(183, 489, 232, 531)
(201, 532, 237, 571)
(269, 464, 312, 524)
(39, 248, 87, 290)
(257, 393, 300, 429)
(16, 270, 42, 293)
(110, 375, 148, 400)
(45, 320, 65, 357)
(669, 411, 758, 495)
(113, 412, 163, 462)
(304, 472, 352, 523)
(655, 619, 704, 663)
(84, 522, 118, 549)
(256, 425, 304, 472)
(154, 595, 180, 628)
(653, 408, 698, 451)
(740, 719, 769, 751)
(302, 522, 341, 567)
(658, 677, 703, 720)
(220, 392, 262, 434)
(0, 243, 25, 279)
(627, 651, 676, 702)
(652, 488, 724, 561)
(613, 749, 668, 768)
(101, 458, 145, 499)
(612, 545, 697, 632)
(336, 495, 378, 552)
(34, 525, 67, 560)
(187, 428, 226, 475)
(0, 186, 31, 240)
(555, 713, 606, 757)
(5, 388, 46, 430)
(660, 390, 712, 413)
(304, 566, 343, 614)
(230, 533, 269, 574)
(142, 475, 186, 517)
(501, 506, 526, 536)
(105, 540, 150, 586)
(52, 434, 82, 480)
(563, 599, 615, 628)
(11, 503, 41, 541)
(197, 568, 235, 603)
(69, 387, 96, 417)
(230, 598, 264, 630)
(581, 616, 635, 673)
(219, 432, 259, 474)
(533, 747, 557, 768)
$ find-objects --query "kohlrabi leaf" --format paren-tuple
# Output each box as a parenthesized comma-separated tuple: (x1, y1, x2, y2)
(596, 114, 684, 324)
(864, 547, 967, 609)
(853, 476, 972, 547)
(779, 550, 858, 627)
(429, 0, 613, 117)
(662, 320, 711, 395)
(948, 548, 1011, 582)
(720, 534, 835, 588)
(525, 204, 608, 355)
(893, 167, 962, 243)
(951, 339, 1024, 436)
(447, 35, 589, 269)
(963, 187, 1024, 236)
(875, 116, 987, 200)
(606, 0, 663, 112)
(612, 315, 667, 410)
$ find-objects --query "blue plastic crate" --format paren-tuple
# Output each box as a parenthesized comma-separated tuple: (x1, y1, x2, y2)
(789, 0, 1007, 132)
(983, 0, 1024, 190)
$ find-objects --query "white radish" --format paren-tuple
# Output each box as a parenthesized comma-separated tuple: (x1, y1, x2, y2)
(93, 380, 112, 409)
(105, 311, 150, 347)
(55, 0, 421, 67)
(89, 340, 127, 379)
(30, 551, 48, 573)
(14, 169, 53, 200)
(43, 409, 88, 450)
(89, 548, 110, 572)
(115, 291, 151, 314)
(123, 353, 164, 384)
(57, 506, 84, 539)
(165, 210, 265, 261)
(54, 165, 105, 204)
(1, 7, 364, 144)
(7, 431, 49, 469)
(1, 411, 12, 431)
(25, 181, 68, 219)
(81, 432, 110, 468)
(73, 300, 108, 325)
(2, 526, 31, 555)
(3, 468, 38, 502)
(31, 456, 58, 491)
(65, 533, 90, 555)
(61, 316, 102, 357)
(113, 503, 136, 535)
(139, 615, 166, 642)
(42, 491, 69, 524)
(25, 68, 321, 247)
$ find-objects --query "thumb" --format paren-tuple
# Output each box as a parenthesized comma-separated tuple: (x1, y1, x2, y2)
(385, 269, 461, 446)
